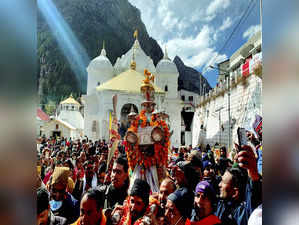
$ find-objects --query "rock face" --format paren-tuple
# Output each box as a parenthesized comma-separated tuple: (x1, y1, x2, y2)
(37, 0, 163, 104)
(174, 56, 211, 95)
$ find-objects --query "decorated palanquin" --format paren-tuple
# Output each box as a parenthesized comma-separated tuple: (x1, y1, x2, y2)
(125, 69, 170, 193)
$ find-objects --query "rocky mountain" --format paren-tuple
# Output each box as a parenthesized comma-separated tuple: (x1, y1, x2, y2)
(37, 0, 163, 106)
(174, 56, 212, 95)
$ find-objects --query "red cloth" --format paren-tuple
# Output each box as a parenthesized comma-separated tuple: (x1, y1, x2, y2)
(185, 214, 221, 225)
(43, 170, 53, 185)
(242, 60, 250, 77)
(74, 167, 84, 179)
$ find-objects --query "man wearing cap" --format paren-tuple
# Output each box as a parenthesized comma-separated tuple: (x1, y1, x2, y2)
(216, 145, 262, 225)
(71, 188, 106, 225)
(165, 189, 191, 225)
(143, 177, 177, 224)
(173, 161, 199, 193)
(202, 162, 221, 196)
(186, 181, 221, 225)
(114, 179, 150, 225)
(37, 187, 67, 225)
(168, 161, 199, 221)
(49, 167, 80, 224)
(158, 178, 176, 212)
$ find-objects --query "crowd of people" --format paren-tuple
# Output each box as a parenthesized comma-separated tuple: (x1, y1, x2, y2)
(37, 125, 262, 225)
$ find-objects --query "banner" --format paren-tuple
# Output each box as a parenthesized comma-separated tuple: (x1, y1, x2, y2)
(242, 59, 250, 77)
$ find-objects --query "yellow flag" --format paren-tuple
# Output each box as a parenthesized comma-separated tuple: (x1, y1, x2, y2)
(133, 29, 138, 39)
(109, 111, 112, 130)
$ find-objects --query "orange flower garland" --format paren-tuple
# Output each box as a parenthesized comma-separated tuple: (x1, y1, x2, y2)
(125, 110, 170, 171)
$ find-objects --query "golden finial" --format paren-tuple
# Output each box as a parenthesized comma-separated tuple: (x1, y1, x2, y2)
(133, 29, 138, 40)
(102, 40, 105, 50)
(130, 47, 136, 70)
(130, 61, 136, 70)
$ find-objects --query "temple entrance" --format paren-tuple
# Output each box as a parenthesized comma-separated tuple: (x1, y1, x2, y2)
(181, 110, 194, 146)
(119, 104, 138, 138)
(52, 131, 61, 138)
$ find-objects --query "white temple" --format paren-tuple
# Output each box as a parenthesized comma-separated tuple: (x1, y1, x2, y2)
(42, 94, 84, 139)
(83, 35, 198, 148)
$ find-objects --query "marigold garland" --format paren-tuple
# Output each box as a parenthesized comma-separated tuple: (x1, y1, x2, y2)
(125, 110, 170, 171)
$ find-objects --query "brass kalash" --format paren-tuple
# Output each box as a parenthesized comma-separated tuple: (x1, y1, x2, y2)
(125, 69, 170, 193)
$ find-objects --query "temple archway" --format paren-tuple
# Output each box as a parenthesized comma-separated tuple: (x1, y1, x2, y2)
(119, 103, 138, 138)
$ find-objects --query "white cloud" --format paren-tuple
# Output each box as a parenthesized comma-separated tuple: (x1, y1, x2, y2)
(219, 17, 232, 31)
(127, 0, 248, 74)
(128, 0, 213, 39)
(158, 25, 226, 70)
(206, 0, 231, 17)
(243, 24, 261, 40)
(213, 32, 218, 41)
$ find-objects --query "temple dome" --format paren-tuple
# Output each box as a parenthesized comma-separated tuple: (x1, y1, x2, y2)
(156, 48, 178, 74)
(87, 48, 113, 72)
(156, 58, 178, 74)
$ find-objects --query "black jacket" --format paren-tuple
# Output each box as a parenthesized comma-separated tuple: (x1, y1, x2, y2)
(215, 177, 262, 225)
(97, 183, 128, 209)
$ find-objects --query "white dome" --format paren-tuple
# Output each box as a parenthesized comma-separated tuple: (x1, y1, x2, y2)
(156, 58, 178, 74)
(87, 49, 113, 72)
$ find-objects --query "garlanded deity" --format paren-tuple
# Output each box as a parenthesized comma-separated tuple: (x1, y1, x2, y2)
(124, 69, 170, 193)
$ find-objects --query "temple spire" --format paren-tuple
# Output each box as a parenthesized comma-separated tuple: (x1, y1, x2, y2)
(163, 45, 170, 60)
(100, 40, 106, 56)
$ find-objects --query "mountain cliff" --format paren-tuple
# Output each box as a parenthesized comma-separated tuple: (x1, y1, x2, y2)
(174, 56, 212, 94)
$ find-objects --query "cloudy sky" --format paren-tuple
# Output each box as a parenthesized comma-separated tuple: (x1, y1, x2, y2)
(128, 0, 261, 87)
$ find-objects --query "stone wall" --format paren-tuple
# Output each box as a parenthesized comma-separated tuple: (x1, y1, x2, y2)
(192, 73, 262, 150)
